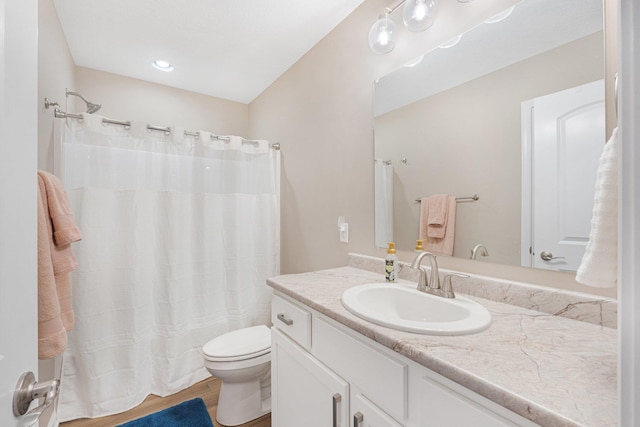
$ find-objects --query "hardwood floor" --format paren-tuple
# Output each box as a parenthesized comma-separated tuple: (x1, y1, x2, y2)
(60, 377, 271, 427)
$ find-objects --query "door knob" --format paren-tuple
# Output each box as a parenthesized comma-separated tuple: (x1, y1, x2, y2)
(13, 371, 60, 427)
(540, 251, 565, 261)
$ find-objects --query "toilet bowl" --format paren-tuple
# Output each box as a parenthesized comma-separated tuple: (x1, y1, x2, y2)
(202, 325, 271, 426)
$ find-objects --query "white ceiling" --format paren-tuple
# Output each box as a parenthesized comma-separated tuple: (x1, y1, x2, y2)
(53, 0, 366, 104)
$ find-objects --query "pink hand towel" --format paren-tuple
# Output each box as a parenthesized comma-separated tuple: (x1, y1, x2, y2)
(427, 194, 449, 238)
(37, 171, 82, 359)
(419, 196, 456, 256)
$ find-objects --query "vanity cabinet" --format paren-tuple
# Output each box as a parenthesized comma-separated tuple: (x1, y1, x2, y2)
(271, 293, 537, 427)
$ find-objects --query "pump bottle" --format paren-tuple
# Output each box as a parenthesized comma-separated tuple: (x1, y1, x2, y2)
(385, 242, 398, 282)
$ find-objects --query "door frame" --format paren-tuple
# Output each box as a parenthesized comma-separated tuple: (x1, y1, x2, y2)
(618, 0, 639, 424)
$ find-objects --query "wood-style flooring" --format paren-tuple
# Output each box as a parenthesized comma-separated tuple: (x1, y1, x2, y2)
(60, 377, 271, 427)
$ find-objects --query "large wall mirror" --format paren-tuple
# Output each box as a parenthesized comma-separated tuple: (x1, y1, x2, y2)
(374, 0, 605, 272)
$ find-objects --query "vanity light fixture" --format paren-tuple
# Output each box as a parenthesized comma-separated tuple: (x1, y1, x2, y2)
(368, 0, 438, 54)
(368, 14, 397, 54)
(403, 0, 438, 32)
(152, 60, 174, 72)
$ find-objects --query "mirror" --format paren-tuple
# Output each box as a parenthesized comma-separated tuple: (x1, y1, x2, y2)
(373, 0, 605, 270)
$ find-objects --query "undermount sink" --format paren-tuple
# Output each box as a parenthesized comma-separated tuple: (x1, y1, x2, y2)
(341, 283, 491, 335)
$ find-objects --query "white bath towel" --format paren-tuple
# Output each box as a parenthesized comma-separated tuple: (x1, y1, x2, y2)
(576, 128, 618, 288)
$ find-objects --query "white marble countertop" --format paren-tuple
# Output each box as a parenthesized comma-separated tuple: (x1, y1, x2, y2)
(267, 265, 617, 427)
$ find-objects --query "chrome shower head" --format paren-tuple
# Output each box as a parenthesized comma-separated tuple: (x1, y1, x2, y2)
(85, 102, 102, 114)
(66, 89, 102, 114)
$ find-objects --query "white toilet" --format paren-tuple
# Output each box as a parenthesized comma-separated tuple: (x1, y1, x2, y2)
(202, 325, 271, 426)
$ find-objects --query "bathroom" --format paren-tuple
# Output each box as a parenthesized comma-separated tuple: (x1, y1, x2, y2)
(0, 0, 637, 426)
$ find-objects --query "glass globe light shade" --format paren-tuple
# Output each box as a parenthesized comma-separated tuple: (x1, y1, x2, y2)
(403, 0, 438, 32)
(368, 17, 396, 54)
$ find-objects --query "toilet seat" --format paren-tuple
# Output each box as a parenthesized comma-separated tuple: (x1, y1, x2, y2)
(202, 325, 271, 362)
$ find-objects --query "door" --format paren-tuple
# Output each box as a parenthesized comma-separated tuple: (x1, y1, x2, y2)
(0, 0, 39, 426)
(271, 329, 349, 427)
(522, 80, 605, 271)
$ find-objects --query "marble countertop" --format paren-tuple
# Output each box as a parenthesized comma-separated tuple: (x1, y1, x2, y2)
(267, 265, 617, 427)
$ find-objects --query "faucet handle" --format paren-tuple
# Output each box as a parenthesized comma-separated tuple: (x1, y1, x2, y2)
(441, 273, 470, 299)
(416, 266, 429, 292)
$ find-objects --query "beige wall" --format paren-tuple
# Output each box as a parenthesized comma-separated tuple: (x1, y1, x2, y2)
(74, 67, 249, 137)
(376, 32, 604, 265)
(249, 0, 520, 274)
(38, 0, 76, 172)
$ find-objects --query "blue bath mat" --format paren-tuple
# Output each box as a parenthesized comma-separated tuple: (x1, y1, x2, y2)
(116, 397, 214, 427)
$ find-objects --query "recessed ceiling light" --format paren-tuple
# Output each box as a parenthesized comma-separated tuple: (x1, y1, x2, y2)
(152, 60, 174, 72)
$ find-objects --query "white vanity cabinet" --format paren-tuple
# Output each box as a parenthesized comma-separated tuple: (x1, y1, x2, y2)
(271, 293, 538, 427)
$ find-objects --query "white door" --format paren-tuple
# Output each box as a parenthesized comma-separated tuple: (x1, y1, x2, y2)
(0, 0, 39, 426)
(523, 80, 605, 272)
(271, 329, 349, 427)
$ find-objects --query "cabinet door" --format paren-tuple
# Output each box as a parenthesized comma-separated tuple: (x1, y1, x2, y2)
(352, 394, 403, 427)
(272, 329, 349, 427)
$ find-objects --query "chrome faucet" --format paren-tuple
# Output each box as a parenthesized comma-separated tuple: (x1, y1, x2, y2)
(410, 251, 439, 293)
(411, 251, 469, 298)
(470, 244, 489, 260)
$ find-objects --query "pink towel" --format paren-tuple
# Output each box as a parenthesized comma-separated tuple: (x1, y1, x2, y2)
(419, 196, 456, 256)
(37, 171, 82, 359)
(426, 194, 449, 238)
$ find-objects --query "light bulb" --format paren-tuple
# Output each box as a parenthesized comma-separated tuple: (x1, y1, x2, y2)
(403, 0, 438, 32)
(152, 60, 174, 72)
(368, 17, 396, 54)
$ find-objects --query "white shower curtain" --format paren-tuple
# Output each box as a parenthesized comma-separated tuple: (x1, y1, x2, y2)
(55, 114, 280, 422)
(374, 160, 394, 248)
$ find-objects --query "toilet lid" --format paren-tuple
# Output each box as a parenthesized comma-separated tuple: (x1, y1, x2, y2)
(202, 325, 271, 360)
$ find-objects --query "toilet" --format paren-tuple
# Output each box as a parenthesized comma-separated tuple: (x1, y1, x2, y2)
(202, 325, 271, 426)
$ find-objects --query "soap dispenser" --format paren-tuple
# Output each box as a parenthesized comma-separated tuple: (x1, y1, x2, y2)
(385, 242, 398, 282)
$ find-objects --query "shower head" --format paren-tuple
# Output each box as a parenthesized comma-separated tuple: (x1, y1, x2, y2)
(66, 89, 102, 114)
(85, 102, 102, 114)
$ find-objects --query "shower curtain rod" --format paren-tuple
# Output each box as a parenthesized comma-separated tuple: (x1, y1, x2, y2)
(53, 108, 281, 150)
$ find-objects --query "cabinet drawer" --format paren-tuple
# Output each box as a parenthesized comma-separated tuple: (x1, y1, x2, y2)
(313, 316, 408, 421)
(272, 295, 311, 350)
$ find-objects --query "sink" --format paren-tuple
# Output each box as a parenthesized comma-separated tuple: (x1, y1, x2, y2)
(341, 283, 491, 335)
